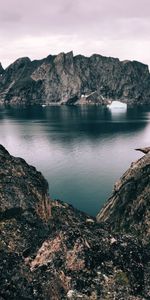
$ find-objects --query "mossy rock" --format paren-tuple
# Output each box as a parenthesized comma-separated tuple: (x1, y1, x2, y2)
(115, 271, 129, 286)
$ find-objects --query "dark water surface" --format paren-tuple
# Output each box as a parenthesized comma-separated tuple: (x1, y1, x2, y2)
(0, 105, 149, 216)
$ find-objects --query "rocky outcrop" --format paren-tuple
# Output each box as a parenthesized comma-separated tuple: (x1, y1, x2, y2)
(0, 63, 4, 75)
(0, 52, 150, 106)
(0, 144, 49, 213)
(0, 145, 150, 299)
(97, 152, 150, 243)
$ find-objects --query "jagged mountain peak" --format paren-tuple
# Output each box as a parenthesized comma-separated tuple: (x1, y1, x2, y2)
(5, 56, 31, 70)
(0, 62, 4, 74)
(0, 52, 150, 106)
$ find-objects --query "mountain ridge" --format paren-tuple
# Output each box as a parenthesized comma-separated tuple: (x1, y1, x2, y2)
(0, 51, 150, 106)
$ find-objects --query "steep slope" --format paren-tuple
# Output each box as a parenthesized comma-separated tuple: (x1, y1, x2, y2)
(97, 152, 150, 243)
(0, 52, 150, 106)
(0, 145, 150, 299)
(0, 63, 4, 75)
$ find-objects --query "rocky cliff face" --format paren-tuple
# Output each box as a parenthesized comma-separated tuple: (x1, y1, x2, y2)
(0, 145, 150, 299)
(0, 63, 4, 75)
(0, 52, 150, 106)
(97, 152, 150, 243)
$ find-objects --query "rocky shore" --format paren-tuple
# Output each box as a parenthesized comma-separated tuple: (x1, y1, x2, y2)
(0, 145, 150, 299)
(0, 52, 150, 106)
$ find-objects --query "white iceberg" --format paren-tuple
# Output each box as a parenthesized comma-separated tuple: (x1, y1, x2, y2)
(107, 101, 127, 110)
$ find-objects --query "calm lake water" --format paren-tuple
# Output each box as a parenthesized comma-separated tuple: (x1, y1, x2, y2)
(0, 105, 149, 216)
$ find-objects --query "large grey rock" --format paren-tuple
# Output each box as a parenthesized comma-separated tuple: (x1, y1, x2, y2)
(0, 52, 150, 106)
(97, 152, 150, 242)
(0, 145, 150, 299)
(0, 146, 150, 300)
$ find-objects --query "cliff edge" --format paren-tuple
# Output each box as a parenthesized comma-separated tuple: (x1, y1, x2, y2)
(0, 145, 150, 299)
(97, 152, 150, 243)
(0, 52, 150, 106)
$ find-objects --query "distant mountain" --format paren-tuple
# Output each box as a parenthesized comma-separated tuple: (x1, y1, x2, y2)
(0, 51, 150, 106)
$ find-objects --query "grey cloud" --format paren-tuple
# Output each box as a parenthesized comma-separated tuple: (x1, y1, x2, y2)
(0, 11, 21, 23)
(0, 0, 149, 67)
(0, 0, 150, 35)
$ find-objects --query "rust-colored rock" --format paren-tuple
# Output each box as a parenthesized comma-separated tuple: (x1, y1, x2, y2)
(0, 145, 150, 299)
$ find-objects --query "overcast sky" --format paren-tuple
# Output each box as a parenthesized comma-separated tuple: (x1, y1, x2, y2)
(0, 0, 150, 68)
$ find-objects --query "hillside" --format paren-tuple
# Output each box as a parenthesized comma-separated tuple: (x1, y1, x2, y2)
(0, 145, 150, 299)
(97, 152, 150, 243)
(0, 52, 150, 106)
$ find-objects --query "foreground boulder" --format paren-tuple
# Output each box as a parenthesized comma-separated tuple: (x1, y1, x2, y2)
(0, 145, 150, 299)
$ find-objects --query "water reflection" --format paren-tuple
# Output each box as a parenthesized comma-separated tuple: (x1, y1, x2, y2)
(0, 105, 149, 216)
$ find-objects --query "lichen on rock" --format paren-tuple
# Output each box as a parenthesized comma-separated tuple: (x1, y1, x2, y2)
(97, 152, 150, 242)
(0, 145, 150, 299)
